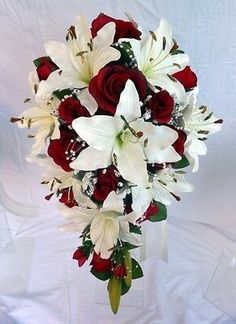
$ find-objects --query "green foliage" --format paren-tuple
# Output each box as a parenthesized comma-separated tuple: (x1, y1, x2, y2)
(172, 155, 190, 169)
(121, 280, 131, 295)
(53, 88, 74, 100)
(90, 268, 111, 281)
(131, 259, 143, 279)
(149, 201, 167, 222)
(121, 241, 139, 250)
(129, 223, 142, 234)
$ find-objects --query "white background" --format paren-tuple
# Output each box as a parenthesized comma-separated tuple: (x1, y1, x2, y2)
(0, 0, 235, 323)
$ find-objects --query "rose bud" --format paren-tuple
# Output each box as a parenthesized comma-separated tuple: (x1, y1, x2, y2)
(137, 202, 159, 223)
(147, 90, 174, 123)
(36, 57, 59, 81)
(73, 247, 88, 267)
(58, 97, 90, 125)
(113, 264, 127, 278)
(90, 252, 112, 272)
(91, 13, 141, 42)
(93, 166, 119, 201)
(172, 66, 197, 90)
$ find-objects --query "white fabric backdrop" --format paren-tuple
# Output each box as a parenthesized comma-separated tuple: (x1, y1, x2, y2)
(0, 0, 235, 323)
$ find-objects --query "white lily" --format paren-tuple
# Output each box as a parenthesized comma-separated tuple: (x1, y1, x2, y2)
(13, 69, 70, 155)
(44, 15, 120, 114)
(132, 166, 194, 214)
(71, 80, 181, 187)
(16, 105, 60, 156)
(182, 94, 223, 172)
(29, 155, 95, 208)
(128, 19, 189, 99)
(59, 191, 141, 258)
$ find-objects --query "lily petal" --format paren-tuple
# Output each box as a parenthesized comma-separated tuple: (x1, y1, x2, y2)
(115, 79, 141, 123)
(131, 186, 152, 214)
(72, 115, 122, 151)
(70, 146, 112, 171)
(90, 213, 119, 258)
(45, 41, 76, 76)
(102, 191, 124, 214)
(134, 122, 180, 163)
(59, 204, 95, 232)
(79, 88, 98, 115)
(93, 22, 116, 48)
(114, 141, 148, 187)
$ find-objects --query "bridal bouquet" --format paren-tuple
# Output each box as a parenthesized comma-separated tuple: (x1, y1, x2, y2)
(11, 13, 222, 313)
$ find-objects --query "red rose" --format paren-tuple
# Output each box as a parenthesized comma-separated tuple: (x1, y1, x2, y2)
(172, 128, 187, 157)
(113, 264, 127, 278)
(59, 188, 77, 208)
(91, 13, 141, 43)
(73, 247, 88, 267)
(36, 57, 59, 81)
(58, 97, 90, 125)
(48, 127, 84, 172)
(90, 252, 112, 272)
(89, 65, 147, 115)
(93, 166, 118, 201)
(173, 66, 197, 90)
(147, 90, 174, 123)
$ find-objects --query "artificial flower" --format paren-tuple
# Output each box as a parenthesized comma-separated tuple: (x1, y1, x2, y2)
(173, 66, 197, 90)
(147, 90, 174, 123)
(132, 166, 194, 214)
(44, 15, 121, 115)
(60, 191, 140, 258)
(128, 19, 189, 98)
(58, 96, 90, 125)
(73, 247, 89, 267)
(71, 80, 181, 187)
(89, 64, 147, 115)
(182, 94, 223, 172)
(36, 56, 59, 81)
(91, 13, 142, 42)
(93, 166, 119, 202)
(48, 126, 85, 172)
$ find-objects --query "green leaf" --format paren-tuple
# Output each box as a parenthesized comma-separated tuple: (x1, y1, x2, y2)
(112, 249, 124, 265)
(121, 241, 139, 250)
(129, 223, 142, 235)
(112, 41, 137, 68)
(121, 280, 131, 295)
(131, 259, 143, 279)
(149, 201, 167, 222)
(53, 88, 74, 100)
(172, 155, 190, 169)
(83, 240, 93, 256)
(90, 268, 111, 281)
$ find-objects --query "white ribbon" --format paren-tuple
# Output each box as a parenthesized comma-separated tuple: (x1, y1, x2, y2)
(0, 182, 38, 218)
(139, 220, 168, 263)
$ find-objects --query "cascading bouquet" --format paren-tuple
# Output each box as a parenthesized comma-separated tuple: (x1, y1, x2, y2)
(11, 13, 222, 313)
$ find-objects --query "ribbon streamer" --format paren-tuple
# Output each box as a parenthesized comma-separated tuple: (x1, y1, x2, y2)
(0, 182, 38, 218)
(139, 220, 168, 262)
